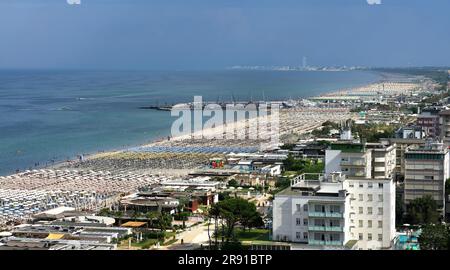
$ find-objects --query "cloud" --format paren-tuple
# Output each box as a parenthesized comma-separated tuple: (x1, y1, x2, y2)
(367, 0, 382, 5)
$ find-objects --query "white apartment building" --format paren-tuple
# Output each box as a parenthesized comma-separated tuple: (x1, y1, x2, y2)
(366, 143, 396, 179)
(380, 138, 426, 180)
(325, 142, 372, 178)
(343, 177, 396, 250)
(273, 173, 396, 250)
(272, 173, 351, 248)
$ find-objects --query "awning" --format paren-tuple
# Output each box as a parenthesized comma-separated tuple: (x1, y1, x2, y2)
(46, 233, 65, 240)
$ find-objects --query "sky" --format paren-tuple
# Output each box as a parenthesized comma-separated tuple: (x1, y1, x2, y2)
(0, 0, 449, 70)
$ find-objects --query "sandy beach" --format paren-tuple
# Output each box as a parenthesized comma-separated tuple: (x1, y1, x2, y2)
(48, 79, 422, 175)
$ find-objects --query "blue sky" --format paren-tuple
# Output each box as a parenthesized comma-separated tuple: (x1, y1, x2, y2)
(0, 0, 449, 70)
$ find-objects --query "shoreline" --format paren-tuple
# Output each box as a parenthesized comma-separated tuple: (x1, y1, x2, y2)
(0, 71, 419, 176)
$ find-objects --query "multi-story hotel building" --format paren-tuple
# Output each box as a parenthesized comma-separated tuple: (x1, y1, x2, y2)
(379, 138, 426, 181)
(272, 173, 351, 248)
(272, 173, 396, 250)
(417, 108, 440, 138)
(404, 143, 449, 214)
(343, 177, 396, 250)
(325, 141, 372, 178)
(366, 142, 396, 179)
(439, 110, 450, 146)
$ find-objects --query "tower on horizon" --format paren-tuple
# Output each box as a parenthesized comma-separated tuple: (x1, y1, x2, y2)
(302, 56, 307, 69)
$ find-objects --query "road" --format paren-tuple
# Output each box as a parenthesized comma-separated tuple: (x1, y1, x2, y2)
(161, 222, 213, 250)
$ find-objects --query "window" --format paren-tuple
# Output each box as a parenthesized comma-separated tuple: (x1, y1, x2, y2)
(359, 194, 364, 201)
(314, 205, 323, 213)
(349, 182, 354, 188)
(359, 182, 364, 188)
(368, 220, 372, 228)
(424, 175, 434, 180)
(359, 233, 363, 240)
(359, 207, 363, 214)
(378, 194, 383, 202)
(303, 232, 308, 239)
(378, 208, 383, 215)
(330, 205, 341, 213)
(378, 183, 384, 189)
(367, 194, 373, 202)
(303, 219, 308, 226)
(296, 218, 302, 226)
(378, 234, 383, 241)
(296, 204, 301, 212)
(296, 232, 301, 239)
(367, 207, 373, 215)
(378, 221, 383, 228)
(303, 204, 308, 212)
(368, 233, 372, 241)
(368, 182, 373, 188)
(359, 220, 363, 228)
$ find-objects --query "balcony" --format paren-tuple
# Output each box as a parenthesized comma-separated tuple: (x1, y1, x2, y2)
(308, 226, 326, 231)
(325, 241, 343, 246)
(308, 226, 343, 232)
(341, 160, 365, 167)
(326, 226, 344, 232)
(308, 212, 325, 217)
(308, 212, 343, 218)
(309, 240, 325, 245)
(327, 212, 343, 218)
(308, 240, 343, 246)
(374, 167, 386, 172)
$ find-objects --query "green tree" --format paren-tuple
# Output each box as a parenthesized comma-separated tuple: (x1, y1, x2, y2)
(228, 179, 239, 187)
(395, 194, 405, 227)
(283, 154, 306, 171)
(215, 198, 263, 242)
(218, 191, 232, 201)
(405, 196, 440, 225)
(419, 224, 449, 250)
(146, 211, 158, 228)
(155, 212, 172, 241)
(98, 208, 111, 216)
(208, 204, 221, 250)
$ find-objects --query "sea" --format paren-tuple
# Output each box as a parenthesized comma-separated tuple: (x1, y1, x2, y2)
(0, 70, 381, 176)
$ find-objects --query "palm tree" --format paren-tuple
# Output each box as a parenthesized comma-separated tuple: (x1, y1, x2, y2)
(208, 204, 221, 249)
(146, 211, 158, 229)
(156, 212, 172, 242)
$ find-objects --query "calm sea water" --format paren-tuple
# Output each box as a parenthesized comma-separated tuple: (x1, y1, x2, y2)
(0, 70, 380, 175)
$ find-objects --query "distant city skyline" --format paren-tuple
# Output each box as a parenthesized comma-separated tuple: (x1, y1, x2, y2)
(1, 0, 450, 70)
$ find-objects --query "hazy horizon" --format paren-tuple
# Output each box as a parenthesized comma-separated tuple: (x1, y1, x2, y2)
(1, 0, 450, 70)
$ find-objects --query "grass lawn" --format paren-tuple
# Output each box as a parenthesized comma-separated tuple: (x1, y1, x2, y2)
(282, 171, 298, 177)
(235, 229, 270, 241)
(130, 238, 159, 249)
(162, 238, 178, 246)
(123, 231, 178, 249)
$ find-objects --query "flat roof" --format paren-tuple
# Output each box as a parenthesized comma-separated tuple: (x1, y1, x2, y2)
(121, 221, 147, 228)
(46, 233, 65, 240)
